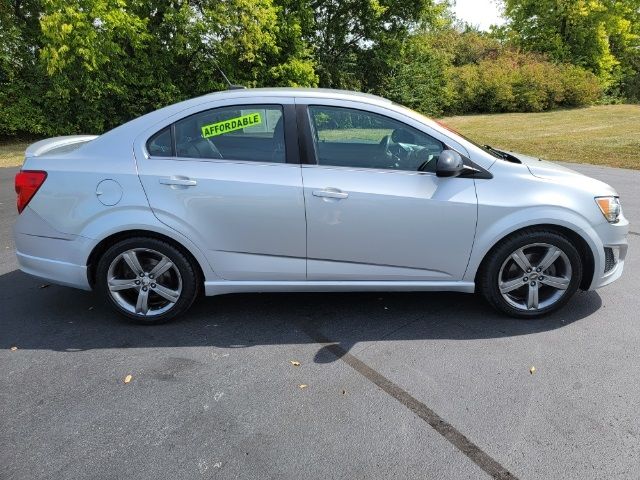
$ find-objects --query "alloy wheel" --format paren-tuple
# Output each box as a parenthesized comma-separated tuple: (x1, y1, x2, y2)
(498, 243, 572, 311)
(106, 248, 182, 316)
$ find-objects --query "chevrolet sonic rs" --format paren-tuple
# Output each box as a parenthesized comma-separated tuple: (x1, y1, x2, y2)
(13, 88, 628, 323)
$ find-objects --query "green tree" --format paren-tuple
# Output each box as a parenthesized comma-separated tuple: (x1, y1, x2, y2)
(0, 0, 49, 136)
(39, 0, 153, 133)
(35, 0, 318, 134)
(502, 0, 640, 93)
(294, 0, 447, 91)
(382, 32, 452, 116)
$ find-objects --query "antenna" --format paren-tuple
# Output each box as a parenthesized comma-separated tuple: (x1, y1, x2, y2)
(213, 60, 246, 90)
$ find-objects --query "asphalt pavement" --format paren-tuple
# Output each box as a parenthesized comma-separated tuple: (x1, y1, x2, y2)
(1, 163, 639, 479)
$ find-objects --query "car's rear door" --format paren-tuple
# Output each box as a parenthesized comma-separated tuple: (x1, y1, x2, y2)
(134, 97, 306, 280)
(297, 99, 478, 281)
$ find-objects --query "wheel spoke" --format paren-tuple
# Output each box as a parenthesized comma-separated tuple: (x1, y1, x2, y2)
(122, 251, 144, 275)
(500, 278, 524, 294)
(135, 288, 150, 315)
(150, 256, 173, 277)
(511, 248, 532, 272)
(526, 283, 539, 310)
(538, 246, 561, 271)
(108, 278, 139, 292)
(153, 283, 180, 303)
(540, 275, 569, 290)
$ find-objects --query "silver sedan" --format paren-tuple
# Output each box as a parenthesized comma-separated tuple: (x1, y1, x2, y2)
(13, 88, 629, 323)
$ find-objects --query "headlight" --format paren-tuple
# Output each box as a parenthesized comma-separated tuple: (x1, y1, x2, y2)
(595, 196, 621, 223)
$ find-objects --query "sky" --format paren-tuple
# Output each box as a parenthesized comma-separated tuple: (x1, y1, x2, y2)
(453, 0, 506, 31)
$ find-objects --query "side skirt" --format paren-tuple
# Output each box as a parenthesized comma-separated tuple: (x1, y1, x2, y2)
(204, 280, 476, 296)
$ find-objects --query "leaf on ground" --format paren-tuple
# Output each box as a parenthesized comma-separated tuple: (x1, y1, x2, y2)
(298, 384, 308, 389)
(124, 374, 133, 384)
(289, 360, 301, 367)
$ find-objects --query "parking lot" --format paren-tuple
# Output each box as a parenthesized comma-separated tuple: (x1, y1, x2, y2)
(1, 163, 638, 480)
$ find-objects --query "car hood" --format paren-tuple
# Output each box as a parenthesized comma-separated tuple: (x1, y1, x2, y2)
(503, 151, 583, 179)
(504, 151, 618, 196)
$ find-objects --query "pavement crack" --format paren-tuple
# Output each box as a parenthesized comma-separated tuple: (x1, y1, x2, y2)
(301, 323, 519, 480)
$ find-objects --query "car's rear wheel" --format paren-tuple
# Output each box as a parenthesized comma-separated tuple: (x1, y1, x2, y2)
(96, 237, 198, 324)
(478, 230, 582, 318)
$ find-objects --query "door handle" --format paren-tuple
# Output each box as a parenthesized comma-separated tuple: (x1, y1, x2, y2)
(312, 189, 349, 199)
(159, 177, 197, 187)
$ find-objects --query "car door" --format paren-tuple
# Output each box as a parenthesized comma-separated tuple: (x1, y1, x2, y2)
(297, 100, 478, 281)
(134, 99, 306, 281)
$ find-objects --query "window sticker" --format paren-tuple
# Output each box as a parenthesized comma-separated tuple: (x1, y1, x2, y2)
(201, 112, 262, 138)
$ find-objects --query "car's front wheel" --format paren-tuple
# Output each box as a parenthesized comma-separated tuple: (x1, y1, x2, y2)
(478, 229, 583, 318)
(96, 237, 199, 324)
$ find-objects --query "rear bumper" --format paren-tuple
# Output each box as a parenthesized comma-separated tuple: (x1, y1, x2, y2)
(16, 251, 91, 290)
(14, 206, 93, 289)
(14, 230, 93, 290)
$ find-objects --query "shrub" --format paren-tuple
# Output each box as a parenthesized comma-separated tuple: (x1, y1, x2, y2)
(559, 64, 603, 106)
(446, 51, 602, 114)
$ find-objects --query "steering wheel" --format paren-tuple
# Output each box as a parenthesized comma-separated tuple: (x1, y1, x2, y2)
(379, 135, 401, 167)
(380, 134, 418, 170)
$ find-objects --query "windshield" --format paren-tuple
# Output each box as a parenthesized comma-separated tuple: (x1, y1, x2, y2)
(432, 120, 505, 159)
(393, 102, 507, 159)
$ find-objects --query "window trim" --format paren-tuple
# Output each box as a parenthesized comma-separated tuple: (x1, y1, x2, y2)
(295, 104, 316, 165)
(170, 123, 177, 157)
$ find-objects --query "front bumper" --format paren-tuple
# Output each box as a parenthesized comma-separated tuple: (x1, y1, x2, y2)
(589, 217, 629, 290)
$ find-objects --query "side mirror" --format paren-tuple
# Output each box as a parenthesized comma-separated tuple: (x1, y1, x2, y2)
(436, 150, 464, 178)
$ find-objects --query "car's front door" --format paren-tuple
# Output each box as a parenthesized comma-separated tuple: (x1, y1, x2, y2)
(135, 99, 306, 281)
(298, 101, 478, 281)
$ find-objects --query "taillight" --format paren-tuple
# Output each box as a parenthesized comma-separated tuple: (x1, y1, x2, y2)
(15, 170, 47, 214)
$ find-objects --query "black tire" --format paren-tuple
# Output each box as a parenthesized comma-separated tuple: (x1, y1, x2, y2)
(477, 229, 583, 318)
(96, 237, 199, 324)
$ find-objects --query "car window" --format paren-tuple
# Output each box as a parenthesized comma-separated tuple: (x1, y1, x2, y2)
(147, 126, 173, 157)
(171, 105, 285, 163)
(308, 106, 444, 172)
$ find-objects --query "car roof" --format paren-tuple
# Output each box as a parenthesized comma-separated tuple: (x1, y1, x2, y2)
(201, 87, 392, 104)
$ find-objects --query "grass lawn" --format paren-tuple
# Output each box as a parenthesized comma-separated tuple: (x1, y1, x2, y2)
(0, 140, 30, 168)
(0, 105, 638, 169)
(441, 104, 640, 170)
